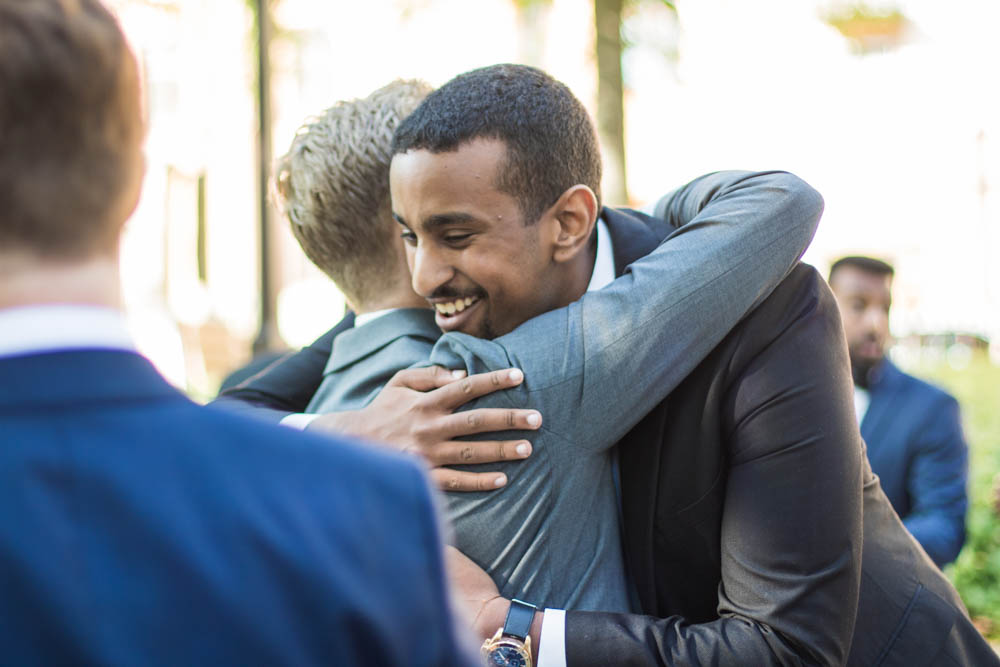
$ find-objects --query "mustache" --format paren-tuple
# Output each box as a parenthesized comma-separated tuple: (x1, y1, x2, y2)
(427, 286, 486, 301)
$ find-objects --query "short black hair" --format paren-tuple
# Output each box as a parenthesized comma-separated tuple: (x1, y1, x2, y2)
(829, 256, 895, 283)
(391, 63, 601, 224)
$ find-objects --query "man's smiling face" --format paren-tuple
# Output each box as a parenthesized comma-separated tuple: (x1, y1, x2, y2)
(390, 138, 563, 339)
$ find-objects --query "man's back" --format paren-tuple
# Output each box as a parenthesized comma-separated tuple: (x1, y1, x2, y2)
(0, 347, 469, 666)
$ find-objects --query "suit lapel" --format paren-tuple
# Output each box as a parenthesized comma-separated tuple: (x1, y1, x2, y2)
(859, 360, 903, 447)
(601, 206, 681, 613)
(325, 308, 440, 374)
(602, 207, 668, 276)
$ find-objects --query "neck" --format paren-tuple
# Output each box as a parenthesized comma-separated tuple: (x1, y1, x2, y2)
(559, 232, 599, 305)
(351, 283, 429, 316)
(0, 251, 122, 311)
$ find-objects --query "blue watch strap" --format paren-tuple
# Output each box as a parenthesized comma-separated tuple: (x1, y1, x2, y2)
(503, 599, 537, 641)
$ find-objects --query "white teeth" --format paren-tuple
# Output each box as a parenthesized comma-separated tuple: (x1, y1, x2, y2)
(435, 297, 478, 316)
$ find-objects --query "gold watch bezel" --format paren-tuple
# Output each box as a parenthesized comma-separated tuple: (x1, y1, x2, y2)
(481, 627, 532, 666)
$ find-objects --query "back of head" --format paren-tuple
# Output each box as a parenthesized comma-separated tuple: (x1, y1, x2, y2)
(0, 0, 144, 260)
(391, 64, 602, 224)
(275, 79, 432, 309)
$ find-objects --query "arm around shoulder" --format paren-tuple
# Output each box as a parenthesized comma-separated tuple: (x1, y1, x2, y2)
(562, 267, 863, 666)
(215, 313, 353, 415)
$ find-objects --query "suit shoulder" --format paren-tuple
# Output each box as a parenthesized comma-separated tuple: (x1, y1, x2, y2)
(891, 365, 959, 407)
(197, 402, 430, 494)
(732, 263, 838, 347)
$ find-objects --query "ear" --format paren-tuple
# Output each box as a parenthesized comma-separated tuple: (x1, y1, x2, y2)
(548, 185, 599, 264)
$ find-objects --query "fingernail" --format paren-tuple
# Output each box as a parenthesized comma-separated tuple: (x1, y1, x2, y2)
(508, 368, 524, 383)
(516, 442, 531, 457)
(452, 369, 467, 379)
(494, 474, 507, 487)
(526, 412, 541, 427)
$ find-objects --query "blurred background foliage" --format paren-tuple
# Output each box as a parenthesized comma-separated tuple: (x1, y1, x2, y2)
(913, 351, 1000, 641)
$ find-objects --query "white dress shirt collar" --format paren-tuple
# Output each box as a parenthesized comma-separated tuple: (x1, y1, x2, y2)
(353, 308, 399, 328)
(853, 386, 871, 424)
(0, 304, 135, 359)
(587, 216, 615, 293)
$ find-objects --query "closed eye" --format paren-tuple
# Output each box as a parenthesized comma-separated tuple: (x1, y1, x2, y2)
(443, 233, 474, 247)
(399, 229, 417, 246)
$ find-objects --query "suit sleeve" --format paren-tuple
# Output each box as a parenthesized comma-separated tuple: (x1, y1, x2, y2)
(431, 171, 823, 454)
(564, 270, 864, 666)
(400, 463, 482, 667)
(213, 312, 354, 420)
(902, 394, 969, 566)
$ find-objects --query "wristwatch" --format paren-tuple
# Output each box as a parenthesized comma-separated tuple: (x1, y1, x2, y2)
(481, 598, 536, 667)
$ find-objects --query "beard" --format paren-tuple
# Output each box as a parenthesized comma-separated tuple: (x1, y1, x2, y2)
(849, 353, 884, 389)
(851, 359, 874, 388)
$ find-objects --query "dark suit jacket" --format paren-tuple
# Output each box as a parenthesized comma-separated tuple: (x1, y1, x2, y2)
(0, 348, 473, 666)
(566, 214, 995, 666)
(220, 207, 996, 666)
(217, 311, 355, 421)
(861, 359, 968, 566)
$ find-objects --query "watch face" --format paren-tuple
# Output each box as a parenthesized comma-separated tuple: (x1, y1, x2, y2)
(486, 644, 529, 667)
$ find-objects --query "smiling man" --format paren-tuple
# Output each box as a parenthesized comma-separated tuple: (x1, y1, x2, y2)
(392, 139, 592, 339)
(227, 65, 996, 666)
(249, 77, 824, 615)
(386, 65, 995, 667)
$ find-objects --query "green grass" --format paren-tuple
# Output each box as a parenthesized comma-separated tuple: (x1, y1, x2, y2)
(905, 351, 1000, 639)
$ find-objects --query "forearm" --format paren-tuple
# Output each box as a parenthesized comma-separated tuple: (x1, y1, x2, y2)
(216, 348, 325, 413)
(216, 313, 352, 413)
(565, 611, 823, 666)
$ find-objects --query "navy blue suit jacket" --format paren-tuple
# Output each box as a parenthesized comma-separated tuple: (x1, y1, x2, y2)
(861, 359, 969, 566)
(0, 348, 472, 666)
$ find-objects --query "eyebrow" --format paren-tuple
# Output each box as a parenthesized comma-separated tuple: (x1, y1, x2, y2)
(393, 211, 480, 231)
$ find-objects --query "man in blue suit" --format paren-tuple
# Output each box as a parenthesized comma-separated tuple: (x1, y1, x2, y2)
(0, 1, 480, 664)
(829, 256, 969, 567)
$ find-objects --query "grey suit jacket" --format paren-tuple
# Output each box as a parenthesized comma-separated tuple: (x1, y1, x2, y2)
(305, 171, 823, 610)
(307, 308, 439, 413)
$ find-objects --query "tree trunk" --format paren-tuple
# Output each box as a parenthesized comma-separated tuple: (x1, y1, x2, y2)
(594, 0, 628, 206)
(252, 0, 284, 354)
(515, 1, 552, 67)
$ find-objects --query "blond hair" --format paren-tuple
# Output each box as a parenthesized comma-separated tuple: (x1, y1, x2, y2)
(275, 80, 432, 308)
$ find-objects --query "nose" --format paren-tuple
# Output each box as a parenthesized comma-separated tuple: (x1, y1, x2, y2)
(410, 243, 454, 298)
(864, 306, 888, 337)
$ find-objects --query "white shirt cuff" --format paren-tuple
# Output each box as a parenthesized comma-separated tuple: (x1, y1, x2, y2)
(279, 412, 320, 430)
(537, 608, 566, 667)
